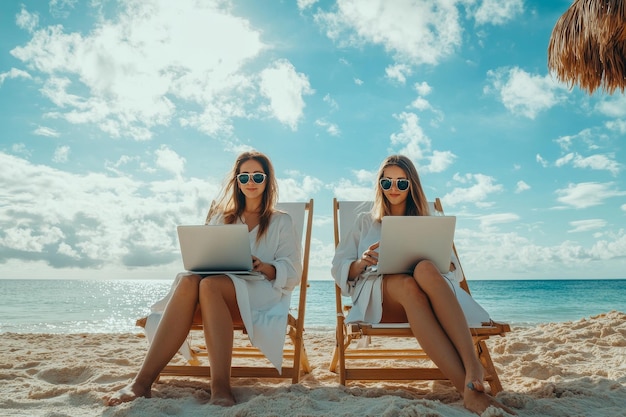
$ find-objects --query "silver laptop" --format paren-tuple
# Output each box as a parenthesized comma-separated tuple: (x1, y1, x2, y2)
(177, 224, 261, 276)
(372, 216, 456, 274)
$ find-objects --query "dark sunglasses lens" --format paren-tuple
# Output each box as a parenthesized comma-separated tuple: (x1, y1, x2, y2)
(238, 174, 250, 184)
(252, 173, 266, 183)
(380, 179, 392, 190)
(397, 179, 409, 191)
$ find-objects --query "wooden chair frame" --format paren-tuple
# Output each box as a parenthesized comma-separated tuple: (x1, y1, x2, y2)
(329, 198, 510, 394)
(140, 199, 314, 383)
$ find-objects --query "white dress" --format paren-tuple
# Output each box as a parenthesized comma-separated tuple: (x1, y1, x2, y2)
(145, 210, 302, 372)
(331, 211, 490, 326)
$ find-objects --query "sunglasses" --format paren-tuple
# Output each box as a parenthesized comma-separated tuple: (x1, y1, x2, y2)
(237, 173, 267, 185)
(380, 177, 410, 191)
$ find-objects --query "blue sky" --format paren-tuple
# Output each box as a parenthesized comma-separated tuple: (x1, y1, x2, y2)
(1, 0, 624, 281)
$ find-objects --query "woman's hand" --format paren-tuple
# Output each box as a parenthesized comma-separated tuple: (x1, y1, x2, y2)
(252, 256, 276, 280)
(348, 242, 380, 281)
(361, 242, 380, 268)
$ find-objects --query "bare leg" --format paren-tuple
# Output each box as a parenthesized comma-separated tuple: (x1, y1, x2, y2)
(382, 264, 515, 415)
(198, 276, 242, 406)
(105, 274, 201, 406)
(382, 274, 471, 391)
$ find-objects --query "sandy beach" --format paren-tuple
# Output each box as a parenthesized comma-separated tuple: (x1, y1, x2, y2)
(1, 311, 624, 417)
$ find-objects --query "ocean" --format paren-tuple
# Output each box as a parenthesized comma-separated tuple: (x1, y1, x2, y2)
(0, 279, 624, 334)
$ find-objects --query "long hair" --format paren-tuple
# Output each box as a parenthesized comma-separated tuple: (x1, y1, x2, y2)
(207, 151, 278, 240)
(372, 155, 430, 221)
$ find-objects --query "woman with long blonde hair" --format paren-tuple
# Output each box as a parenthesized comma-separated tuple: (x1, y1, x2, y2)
(332, 155, 514, 415)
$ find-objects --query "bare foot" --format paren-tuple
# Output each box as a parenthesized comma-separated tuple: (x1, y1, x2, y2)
(463, 385, 516, 415)
(209, 387, 236, 407)
(104, 382, 151, 406)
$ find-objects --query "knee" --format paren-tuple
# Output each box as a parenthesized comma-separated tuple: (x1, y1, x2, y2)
(198, 275, 226, 293)
(413, 260, 439, 277)
(413, 261, 448, 290)
(412, 260, 441, 284)
(396, 276, 429, 306)
(175, 273, 201, 296)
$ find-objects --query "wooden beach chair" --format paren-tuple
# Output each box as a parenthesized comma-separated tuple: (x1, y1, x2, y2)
(137, 199, 314, 383)
(329, 198, 511, 394)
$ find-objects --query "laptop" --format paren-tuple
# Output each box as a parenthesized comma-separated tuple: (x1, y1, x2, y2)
(177, 224, 262, 277)
(372, 216, 456, 274)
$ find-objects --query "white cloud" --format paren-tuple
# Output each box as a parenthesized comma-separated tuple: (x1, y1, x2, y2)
(471, 0, 524, 26)
(354, 78, 363, 86)
(329, 170, 378, 200)
(556, 153, 575, 167)
(536, 153, 548, 167)
(442, 173, 503, 207)
(568, 219, 607, 233)
(485, 67, 567, 119)
(49, 0, 78, 19)
(259, 60, 314, 131)
(477, 212, 520, 231)
(605, 119, 626, 134)
(105, 155, 141, 176)
(385, 64, 412, 84)
(596, 95, 626, 118)
(332, 178, 375, 201)
(353, 169, 376, 184)
(515, 180, 530, 193)
(555, 134, 575, 151)
(53, 145, 70, 163)
(555, 129, 602, 152)
(454, 227, 626, 278)
(11, 0, 268, 141)
(389, 112, 455, 173)
(33, 126, 60, 137)
(315, 0, 462, 66)
(0, 68, 32, 85)
(155, 145, 186, 178)
(323, 94, 339, 110)
(278, 175, 324, 202)
(16, 6, 39, 32)
(556, 152, 621, 176)
(410, 97, 432, 111)
(413, 81, 432, 96)
(426, 150, 456, 173)
(442, 174, 503, 207)
(0, 151, 220, 271)
(390, 112, 430, 160)
(297, 0, 319, 11)
(11, 143, 31, 157)
(556, 182, 626, 209)
(315, 119, 340, 136)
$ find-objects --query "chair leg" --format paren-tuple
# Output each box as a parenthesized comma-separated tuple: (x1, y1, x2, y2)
(335, 320, 347, 385)
(299, 344, 312, 374)
(475, 339, 503, 395)
(329, 346, 339, 373)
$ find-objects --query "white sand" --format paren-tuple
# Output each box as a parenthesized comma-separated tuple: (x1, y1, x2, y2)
(1, 311, 624, 417)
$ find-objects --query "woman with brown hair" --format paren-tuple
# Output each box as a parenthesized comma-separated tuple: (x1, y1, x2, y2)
(107, 151, 302, 407)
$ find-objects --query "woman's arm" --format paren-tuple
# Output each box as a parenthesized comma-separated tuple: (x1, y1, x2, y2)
(265, 212, 302, 291)
(332, 212, 369, 295)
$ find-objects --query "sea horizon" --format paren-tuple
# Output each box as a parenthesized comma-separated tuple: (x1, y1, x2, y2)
(1, 278, 624, 335)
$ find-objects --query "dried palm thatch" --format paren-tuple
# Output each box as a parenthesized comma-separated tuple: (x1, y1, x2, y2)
(548, 0, 626, 94)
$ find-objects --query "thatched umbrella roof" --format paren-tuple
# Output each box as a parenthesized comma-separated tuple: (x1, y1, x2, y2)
(548, 0, 626, 94)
